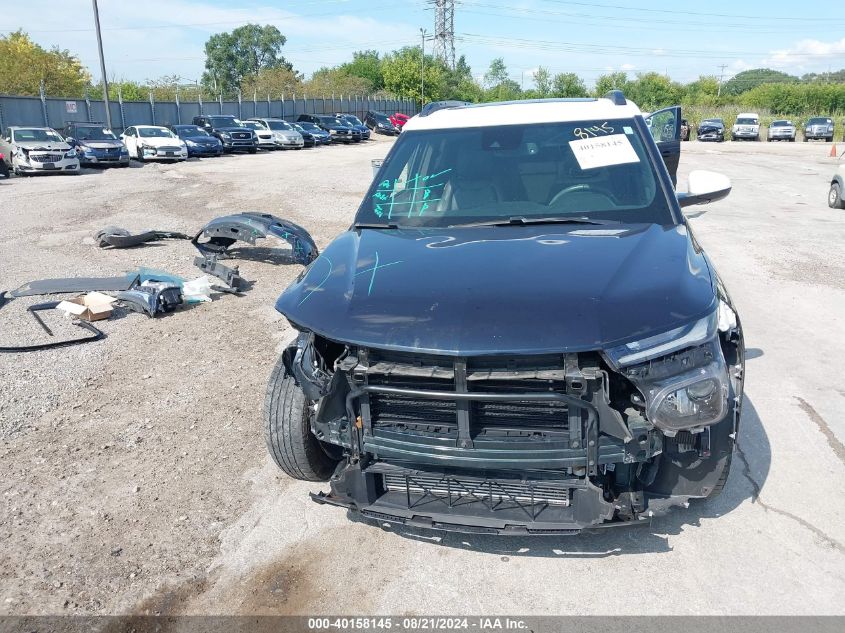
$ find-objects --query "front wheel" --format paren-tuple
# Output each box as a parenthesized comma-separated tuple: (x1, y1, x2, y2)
(264, 358, 339, 481)
(829, 182, 844, 209)
(135, 147, 144, 162)
(248, 148, 258, 154)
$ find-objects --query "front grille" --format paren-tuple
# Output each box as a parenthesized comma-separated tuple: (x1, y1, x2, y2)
(383, 472, 571, 508)
(232, 132, 250, 139)
(156, 146, 182, 153)
(29, 153, 63, 162)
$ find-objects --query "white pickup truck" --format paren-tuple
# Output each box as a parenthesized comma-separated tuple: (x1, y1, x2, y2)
(731, 112, 760, 141)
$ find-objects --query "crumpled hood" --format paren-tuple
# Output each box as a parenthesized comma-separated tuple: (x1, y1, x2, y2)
(16, 141, 71, 151)
(275, 224, 716, 356)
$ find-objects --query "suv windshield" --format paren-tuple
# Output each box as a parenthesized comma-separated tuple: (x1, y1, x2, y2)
(208, 116, 243, 127)
(138, 127, 174, 138)
(771, 121, 792, 127)
(343, 115, 363, 126)
(702, 119, 723, 125)
(74, 126, 118, 141)
(13, 128, 64, 143)
(265, 120, 293, 131)
(319, 117, 346, 127)
(807, 118, 832, 125)
(356, 119, 672, 227)
(736, 118, 758, 125)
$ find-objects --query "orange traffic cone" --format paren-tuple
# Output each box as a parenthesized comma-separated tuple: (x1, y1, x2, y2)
(831, 143, 838, 158)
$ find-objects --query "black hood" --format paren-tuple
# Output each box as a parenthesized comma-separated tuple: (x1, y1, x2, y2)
(217, 126, 252, 133)
(275, 224, 716, 356)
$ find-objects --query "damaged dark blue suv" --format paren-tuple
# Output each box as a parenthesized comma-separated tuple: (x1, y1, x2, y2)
(265, 93, 744, 534)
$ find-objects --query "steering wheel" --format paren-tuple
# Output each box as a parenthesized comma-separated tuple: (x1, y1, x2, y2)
(548, 183, 614, 207)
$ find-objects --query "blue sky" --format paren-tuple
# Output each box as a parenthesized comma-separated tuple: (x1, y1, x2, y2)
(3, 0, 844, 89)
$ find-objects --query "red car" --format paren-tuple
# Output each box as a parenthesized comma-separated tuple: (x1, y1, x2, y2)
(390, 112, 410, 129)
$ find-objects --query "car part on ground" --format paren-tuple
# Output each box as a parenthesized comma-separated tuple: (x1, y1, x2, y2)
(804, 117, 835, 142)
(191, 212, 319, 290)
(767, 120, 796, 142)
(116, 281, 183, 317)
(10, 273, 141, 298)
(0, 298, 105, 353)
(266, 94, 744, 534)
(94, 226, 192, 249)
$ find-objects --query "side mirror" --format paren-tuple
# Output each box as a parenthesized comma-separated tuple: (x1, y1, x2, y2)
(677, 170, 731, 209)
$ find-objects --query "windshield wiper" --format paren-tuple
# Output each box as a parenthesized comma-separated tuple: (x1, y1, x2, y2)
(449, 216, 620, 228)
(354, 222, 400, 229)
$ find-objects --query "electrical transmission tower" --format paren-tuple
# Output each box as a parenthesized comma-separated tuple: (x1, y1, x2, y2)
(431, 0, 455, 69)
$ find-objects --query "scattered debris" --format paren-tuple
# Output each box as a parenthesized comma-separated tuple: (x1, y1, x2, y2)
(10, 274, 140, 298)
(56, 292, 116, 322)
(94, 226, 191, 249)
(1, 301, 105, 353)
(116, 281, 183, 318)
(191, 212, 318, 289)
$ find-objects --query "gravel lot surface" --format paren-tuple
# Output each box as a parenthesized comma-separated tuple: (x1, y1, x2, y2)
(1, 137, 844, 616)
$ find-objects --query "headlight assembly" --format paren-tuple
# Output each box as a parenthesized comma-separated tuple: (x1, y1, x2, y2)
(65, 149, 77, 158)
(220, 133, 231, 139)
(605, 309, 731, 434)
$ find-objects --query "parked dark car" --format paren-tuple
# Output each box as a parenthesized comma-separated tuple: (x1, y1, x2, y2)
(335, 113, 370, 140)
(290, 123, 316, 148)
(364, 110, 400, 135)
(297, 114, 360, 143)
(191, 115, 257, 153)
(696, 118, 725, 142)
(168, 125, 223, 157)
(61, 121, 129, 167)
(264, 95, 743, 534)
(804, 117, 835, 142)
(295, 121, 331, 145)
(0, 152, 9, 178)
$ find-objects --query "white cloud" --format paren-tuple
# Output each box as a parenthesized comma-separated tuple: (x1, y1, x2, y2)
(765, 38, 845, 68)
(621, 63, 636, 71)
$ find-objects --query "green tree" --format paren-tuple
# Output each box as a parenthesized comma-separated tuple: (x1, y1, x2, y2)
(87, 79, 146, 101)
(242, 67, 303, 99)
(340, 50, 384, 91)
(202, 24, 293, 97)
(721, 68, 798, 97)
(0, 30, 90, 97)
(625, 72, 682, 110)
(534, 66, 552, 98)
(441, 55, 482, 101)
(381, 46, 445, 103)
(551, 72, 588, 98)
(484, 58, 509, 88)
(593, 72, 628, 96)
(304, 67, 372, 97)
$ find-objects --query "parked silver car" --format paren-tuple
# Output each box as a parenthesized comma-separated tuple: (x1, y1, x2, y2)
(247, 118, 304, 150)
(0, 126, 80, 175)
(767, 119, 796, 142)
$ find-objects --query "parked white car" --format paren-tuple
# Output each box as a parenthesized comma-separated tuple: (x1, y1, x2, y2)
(0, 126, 80, 175)
(241, 120, 276, 149)
(767, 119, 796, 142)
(731, 113, 760, 141)
(248, 118, 304, 150)
(120, 126, 187, 162)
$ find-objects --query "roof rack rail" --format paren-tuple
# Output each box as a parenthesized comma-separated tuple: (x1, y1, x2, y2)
(603, 90, 627, 105)
(419, 100, 472, 117)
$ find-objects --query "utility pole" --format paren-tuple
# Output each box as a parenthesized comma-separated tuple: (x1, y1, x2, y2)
(91, 0, 113, 130)
(420, 28, 426, 108)
(431, 0, 456, 69)
(717, 64, 728, 97)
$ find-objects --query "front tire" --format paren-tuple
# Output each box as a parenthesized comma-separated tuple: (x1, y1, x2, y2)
(135, 147, 144, 162)
(829, 182, 844, 209)
(264, 358, 338, 481)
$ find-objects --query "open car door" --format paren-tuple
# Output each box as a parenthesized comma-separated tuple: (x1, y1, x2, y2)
(645, 106, 681, 186)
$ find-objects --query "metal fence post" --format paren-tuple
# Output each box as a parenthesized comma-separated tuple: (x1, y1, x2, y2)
(84, 90, 92, 123)
(175, 86, 181, 124)
(0, 101, 5, 134)
(237, 89, 242, 119)
(117, 85, 126, 130)
(149, 90, 156, 125)
(198, 85, 203, 115)
(218, 93, 223, 114)
(39, 80, 49, 127)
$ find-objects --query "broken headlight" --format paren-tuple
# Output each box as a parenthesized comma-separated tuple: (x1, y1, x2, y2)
(605, 310, 730, 433)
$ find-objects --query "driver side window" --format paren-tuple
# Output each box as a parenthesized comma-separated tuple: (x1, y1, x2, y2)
(649, 111, 676, 143)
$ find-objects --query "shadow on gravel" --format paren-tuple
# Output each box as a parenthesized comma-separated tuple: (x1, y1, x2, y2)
(349, 397, 771, 558)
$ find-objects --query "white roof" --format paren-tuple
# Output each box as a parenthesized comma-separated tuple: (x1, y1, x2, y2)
(404, 98, 643, 132)
(134, 125, 170, 129)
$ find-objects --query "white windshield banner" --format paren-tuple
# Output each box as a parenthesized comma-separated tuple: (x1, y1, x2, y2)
(569, 134, 640, 170)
